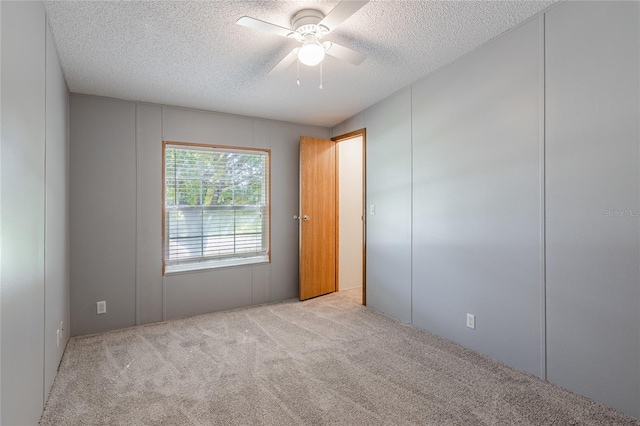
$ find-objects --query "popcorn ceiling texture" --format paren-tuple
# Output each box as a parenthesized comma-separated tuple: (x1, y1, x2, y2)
(44, 1, 555, 127)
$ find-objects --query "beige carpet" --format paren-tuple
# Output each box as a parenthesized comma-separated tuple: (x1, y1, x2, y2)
(41, 289, 638, 425)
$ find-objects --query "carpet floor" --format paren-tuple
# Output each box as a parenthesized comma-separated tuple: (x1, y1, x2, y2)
(41, 289, 638, 425)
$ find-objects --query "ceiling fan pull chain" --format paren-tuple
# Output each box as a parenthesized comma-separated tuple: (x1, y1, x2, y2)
(319, 61, 324, 90)
(297, 58, 301, 86)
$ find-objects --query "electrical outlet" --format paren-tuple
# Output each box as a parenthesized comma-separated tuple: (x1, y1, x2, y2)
(467, 313, 476, 330)
(370, 204, 375, 215)
(97, 301, 107, 314)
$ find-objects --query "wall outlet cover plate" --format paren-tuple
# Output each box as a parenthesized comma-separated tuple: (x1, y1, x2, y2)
(467, 313, 476, 329)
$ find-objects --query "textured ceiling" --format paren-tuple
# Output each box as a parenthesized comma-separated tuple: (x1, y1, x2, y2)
(44, 0, 556, 127)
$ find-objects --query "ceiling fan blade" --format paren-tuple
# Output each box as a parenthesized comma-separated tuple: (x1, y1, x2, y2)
(268, 49, 299, 75)
(319, 1, 369, 31)
(324, 42, 367, 65)
(236, 16, 293, 38)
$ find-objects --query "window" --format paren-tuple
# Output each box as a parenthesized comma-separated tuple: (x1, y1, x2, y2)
(163, 142, 270, 274)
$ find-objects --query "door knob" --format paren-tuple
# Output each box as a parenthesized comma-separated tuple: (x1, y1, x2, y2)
(293, 215, 300, 220)
(303, 215, 310, 221)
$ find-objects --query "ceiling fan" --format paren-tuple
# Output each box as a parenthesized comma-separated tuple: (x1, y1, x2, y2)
(236, 1, 369, 76)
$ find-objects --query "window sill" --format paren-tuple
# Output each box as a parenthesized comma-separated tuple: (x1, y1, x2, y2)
(164, 255, 270, 276)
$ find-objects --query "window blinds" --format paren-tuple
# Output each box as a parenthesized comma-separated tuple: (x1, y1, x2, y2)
(164, 144, 269, 268)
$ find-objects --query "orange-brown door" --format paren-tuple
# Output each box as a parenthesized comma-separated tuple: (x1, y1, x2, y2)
(299, 136, 336, 300)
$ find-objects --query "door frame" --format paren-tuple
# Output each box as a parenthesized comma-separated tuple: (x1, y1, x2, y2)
(332, 128, 367, 306)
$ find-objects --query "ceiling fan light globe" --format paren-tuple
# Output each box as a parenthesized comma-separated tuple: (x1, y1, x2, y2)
(298, 42, 325, 66)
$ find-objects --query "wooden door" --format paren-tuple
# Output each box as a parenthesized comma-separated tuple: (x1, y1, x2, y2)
(299, 136, 336, 300)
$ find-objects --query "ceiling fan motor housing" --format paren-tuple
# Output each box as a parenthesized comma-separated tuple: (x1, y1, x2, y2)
(291, 9, 328, 39)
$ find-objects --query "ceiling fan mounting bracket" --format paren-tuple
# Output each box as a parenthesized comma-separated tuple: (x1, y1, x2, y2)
(290, 9, 329, 41)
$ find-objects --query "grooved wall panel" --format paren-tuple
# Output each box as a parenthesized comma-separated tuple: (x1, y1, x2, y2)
(0, 2, 46, 423)
(411, 17, 544, 377)
(362, 89, 412, 322)
(545, 0, 640, 416)
(44, 17, 70, 400)
(136, 104, 163, 325)
(70, 96, 137, 336)
(1, 2, 70, 423)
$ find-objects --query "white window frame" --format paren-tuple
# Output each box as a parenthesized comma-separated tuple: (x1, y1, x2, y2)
(162, 141, 271, 275)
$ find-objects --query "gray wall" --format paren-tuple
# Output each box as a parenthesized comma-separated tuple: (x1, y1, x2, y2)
(70, 95, 331, 335)
(545, 1, 640, 415)
(334, 89, 413, 323)
(1, 1, 70, 424)
(44, 14, 71, 401)
(333, 1, 639, 418)
(412, 17, 544, 376)
(69, 96, 136, 336)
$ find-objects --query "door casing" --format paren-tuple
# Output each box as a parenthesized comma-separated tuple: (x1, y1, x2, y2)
(332, 129, 366, 306)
